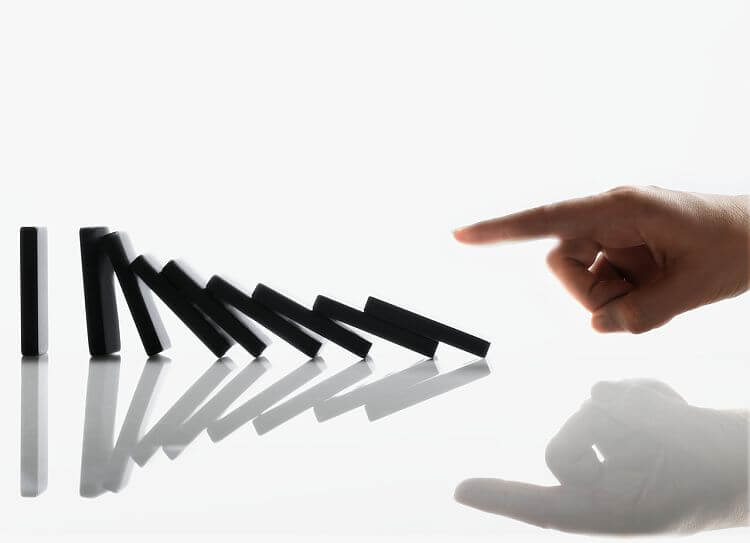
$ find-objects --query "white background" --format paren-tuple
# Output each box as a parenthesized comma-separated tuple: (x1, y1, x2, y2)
(0, 1, 748, 541)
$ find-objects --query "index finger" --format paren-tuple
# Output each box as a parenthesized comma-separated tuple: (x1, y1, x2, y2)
(453, 194, 608, 244)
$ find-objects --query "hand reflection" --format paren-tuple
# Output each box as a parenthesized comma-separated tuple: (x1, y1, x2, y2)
(455, 379, 749, 534)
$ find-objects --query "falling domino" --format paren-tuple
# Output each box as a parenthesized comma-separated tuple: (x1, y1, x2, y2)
(364, 297, 490, 357)
(131, 256, 232, 358)
(161, 261, 267, 357)
(313, 295, 437, 357)
(252, 283, 371, 358)
(79, 227, 121, 356)
(207, 275, 321, 358)
(102, 232, 170, 357)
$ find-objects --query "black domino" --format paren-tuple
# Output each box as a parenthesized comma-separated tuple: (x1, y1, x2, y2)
(313, 295, 437, 357)
(131, 256, 232, 358)
(207, 276, 321, 358)
(161, 261, 267, 357)
(20, 227, 48, 356)
(80, 227, 121, 356)
(364, 297, 490, 357)
(252, 283, 371, 358)
(102, 232, 170, 357)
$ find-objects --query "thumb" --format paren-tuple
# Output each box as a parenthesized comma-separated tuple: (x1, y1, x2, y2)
(591, 273, 696, 334)
(454, 478, 621, 533)
(454, 478, 558, 528)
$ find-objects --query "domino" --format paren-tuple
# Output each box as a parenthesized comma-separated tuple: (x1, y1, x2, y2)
(20, 227, 48, 356)
(131, 255, 232, 358)
(102, 232, 170, 356)
(364, 297, 490, 357)
(161, 261, 267, 358)
(207, 275, 321, 358)
(313, 295, 437, 357)
(79, 227, 120, 356)
(252, 283, 371, 358)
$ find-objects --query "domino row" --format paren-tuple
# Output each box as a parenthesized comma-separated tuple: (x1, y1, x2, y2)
(22, 226, 491, 360)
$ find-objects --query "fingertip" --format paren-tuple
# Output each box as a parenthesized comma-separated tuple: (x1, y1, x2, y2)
(452, 226, 475, 243)
(455, 478, 556, 528)
(454, 478, 494, 508)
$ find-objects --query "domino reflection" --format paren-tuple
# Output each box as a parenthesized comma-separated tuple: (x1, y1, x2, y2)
(365, 358, 491, 421)
(207, 357, 326, 442)
(313, 357, 440, 422)
(162, 357, 269, 459)
(21, 355, 48, 497)
(252, 358, 374, 435)
(80, 355, 120, 498)
(131, 357, 235, 466)
(103, 356, 170, 492)
(77, 354, 490, 497)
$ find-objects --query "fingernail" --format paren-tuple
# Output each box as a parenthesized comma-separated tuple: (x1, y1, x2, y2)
(452, 226, 472, 241)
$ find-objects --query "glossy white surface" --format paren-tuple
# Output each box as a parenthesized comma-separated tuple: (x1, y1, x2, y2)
(1, 1, 748, 541)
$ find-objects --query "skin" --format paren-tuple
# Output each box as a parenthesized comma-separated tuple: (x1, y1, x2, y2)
(452, 187, 750, 533)
(453, 186, 749, 333)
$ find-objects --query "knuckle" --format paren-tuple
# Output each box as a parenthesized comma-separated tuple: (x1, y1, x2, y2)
(606, 185, 645, 205)
(545, 245, 563, 269)
(544, 435, 564, 470)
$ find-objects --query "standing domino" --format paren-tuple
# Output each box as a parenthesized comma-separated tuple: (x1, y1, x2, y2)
(20, 227, 48, 356)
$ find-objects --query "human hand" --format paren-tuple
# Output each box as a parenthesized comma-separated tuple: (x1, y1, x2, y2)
(454, 186, 750, 333)
(454, 379, 749, 535)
